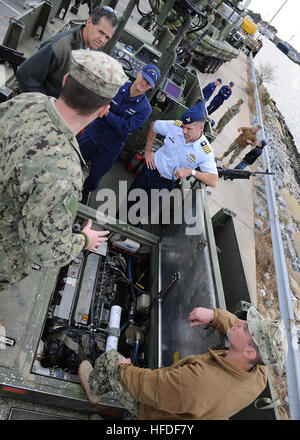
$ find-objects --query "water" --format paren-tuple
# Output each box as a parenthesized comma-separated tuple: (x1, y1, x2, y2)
(253, 36, 300, 153)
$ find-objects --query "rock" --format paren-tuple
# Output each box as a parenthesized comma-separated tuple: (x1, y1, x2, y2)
(259, 288, 266, 297)
(292, 300, 300, 322)
(255, 207, 267, 218)
(291, 262, 300, 273)
(289, 272, 300, 300)
(255, 219, 264, 231)
(293, 232, 300, 261)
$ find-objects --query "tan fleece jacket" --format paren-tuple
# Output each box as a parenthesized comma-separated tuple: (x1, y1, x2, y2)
(119, 309, 267, 420)
(235, 127, 258, 148)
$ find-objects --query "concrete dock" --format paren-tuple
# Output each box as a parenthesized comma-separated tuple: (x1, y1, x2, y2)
(197, 54, 256, 302)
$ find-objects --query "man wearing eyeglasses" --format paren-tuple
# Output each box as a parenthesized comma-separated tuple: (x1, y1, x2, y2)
(16, 6, 118, 99)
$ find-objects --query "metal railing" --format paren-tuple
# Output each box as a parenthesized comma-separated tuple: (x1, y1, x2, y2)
(249, 52, 300, 420)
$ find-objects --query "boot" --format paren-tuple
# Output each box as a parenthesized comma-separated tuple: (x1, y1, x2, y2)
(78, 360, 101, 405)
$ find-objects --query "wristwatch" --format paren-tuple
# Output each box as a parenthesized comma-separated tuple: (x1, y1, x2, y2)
(191, 169, 197, 177)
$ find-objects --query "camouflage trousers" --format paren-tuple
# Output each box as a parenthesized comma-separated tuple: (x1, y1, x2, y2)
(215, 114, 234, 135)
(223, 141, 244, 165)
(88, 349, 139, 419)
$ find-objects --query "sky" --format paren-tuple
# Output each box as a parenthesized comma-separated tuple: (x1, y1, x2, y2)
(247, 0, 300, 51)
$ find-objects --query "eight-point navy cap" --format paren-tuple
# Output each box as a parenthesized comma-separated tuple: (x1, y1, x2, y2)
(217, 78, 222, 84)
(181, 100, 206, 124)
(230, 81, 234, 87)
(141, 64, 161, 87)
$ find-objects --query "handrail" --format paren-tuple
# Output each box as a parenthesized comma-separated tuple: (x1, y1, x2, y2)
(249, 52, 300, 420)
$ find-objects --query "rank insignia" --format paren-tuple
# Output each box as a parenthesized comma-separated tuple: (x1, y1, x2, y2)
(173, 120, 183, 127)
(201, 141, 212, 154)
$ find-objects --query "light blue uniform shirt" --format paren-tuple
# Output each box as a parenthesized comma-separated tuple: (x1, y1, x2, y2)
(153, 120, 218, 179)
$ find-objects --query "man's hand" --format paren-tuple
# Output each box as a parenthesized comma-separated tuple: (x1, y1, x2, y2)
(174, 168, 192, 180)
(116, 356, 132, 369)
(187, 307, 215, 327)
(145, 151, 156, 170)
(82, 219, 109, 252)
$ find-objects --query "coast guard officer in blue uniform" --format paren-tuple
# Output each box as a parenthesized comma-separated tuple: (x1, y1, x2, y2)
(207, 81, 234, 115)
(202, 78, 222, 101)
(78, 64, 160, 197)
(125, 100, 218, 221)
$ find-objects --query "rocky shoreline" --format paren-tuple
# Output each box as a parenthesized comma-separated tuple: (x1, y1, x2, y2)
(248, 93, 300, 419)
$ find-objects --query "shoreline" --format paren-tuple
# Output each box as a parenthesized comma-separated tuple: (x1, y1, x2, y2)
(249, 80, 300, 420)
(268, 98, 300, 186)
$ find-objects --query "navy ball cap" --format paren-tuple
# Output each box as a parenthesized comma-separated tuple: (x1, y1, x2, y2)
(181, 100, 206, 124)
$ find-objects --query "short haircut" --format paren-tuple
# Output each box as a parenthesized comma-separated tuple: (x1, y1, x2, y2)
(195, 118, 206, 126)
(91, 5, 118, 27)
(61, 75, 111, 116)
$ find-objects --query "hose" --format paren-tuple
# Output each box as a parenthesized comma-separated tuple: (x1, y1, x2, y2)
(133, 338, 139, 364)
(128, 257, 136, 302)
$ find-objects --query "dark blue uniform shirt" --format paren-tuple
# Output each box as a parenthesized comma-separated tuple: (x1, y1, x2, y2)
(79, 81, 152, 192)
(202, 82, 217, 101)
(81, 81, 151, 151)
(217, 85, 232, 103)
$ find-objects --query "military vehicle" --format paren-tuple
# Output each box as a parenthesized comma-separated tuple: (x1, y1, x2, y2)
(231, 15, 262, 58)
(138, 0, 260, 73)
(0, 0, 281, 421)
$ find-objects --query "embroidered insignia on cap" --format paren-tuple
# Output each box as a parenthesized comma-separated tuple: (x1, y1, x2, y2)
(174, 120, 182, 127)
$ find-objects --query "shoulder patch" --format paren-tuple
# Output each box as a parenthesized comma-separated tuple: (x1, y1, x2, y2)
(63, 190, 78, 217)
(173, 120, 183, 127)
(201, 140, 212, 154)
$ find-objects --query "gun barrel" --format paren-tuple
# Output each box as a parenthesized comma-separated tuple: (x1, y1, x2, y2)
(217, 167, 274, 181)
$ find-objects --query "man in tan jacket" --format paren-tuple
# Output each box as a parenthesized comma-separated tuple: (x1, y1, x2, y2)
(78, 306, 287, 420)
(217, 125, 261, 167)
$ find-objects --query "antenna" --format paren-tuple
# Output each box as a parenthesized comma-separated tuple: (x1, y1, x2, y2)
(268, 0, 288, 25)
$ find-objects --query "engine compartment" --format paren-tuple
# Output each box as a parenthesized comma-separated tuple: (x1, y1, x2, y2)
(33, 222, 153, 383)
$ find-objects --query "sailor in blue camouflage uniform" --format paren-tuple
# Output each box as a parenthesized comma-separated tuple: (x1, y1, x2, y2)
(207, 81, 234, 115)
(124, 100, 218, 222)
(0, 50, 127, 291)
(202, 78, 222, 101)
(78, 64, 160, 196)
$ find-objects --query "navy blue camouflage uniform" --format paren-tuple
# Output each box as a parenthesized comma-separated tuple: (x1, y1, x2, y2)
(79, 81, 151, 192)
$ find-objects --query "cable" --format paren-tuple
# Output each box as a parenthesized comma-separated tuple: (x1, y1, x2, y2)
(133, 338, 139, 364)
(128, 257, 137, 302)
(137, 0, 159, 17)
